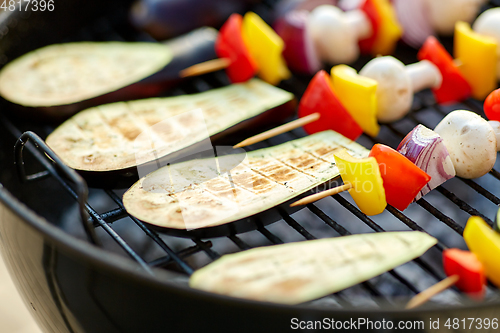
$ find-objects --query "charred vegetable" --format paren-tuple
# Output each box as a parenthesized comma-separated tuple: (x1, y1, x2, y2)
(190, 231, 437, 304)
(46, 79, 295, 187)
(123, 130, 368, 230)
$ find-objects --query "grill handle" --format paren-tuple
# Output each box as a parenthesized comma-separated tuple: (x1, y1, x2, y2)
(14, 131, 99, 245)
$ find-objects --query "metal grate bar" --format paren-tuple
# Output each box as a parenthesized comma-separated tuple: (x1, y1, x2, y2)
(385, 205, 449, 249)
(306, 203, 419, 297)
(415, 199, 464, 235)
(96, 207, 128, 226)
(436, 186, 494, 226)
(228, 235, 252, 251)
(105, 190, 195, 275)
(192, 238, 220, 260)
(489, 169, 500, 181)
(307, 204, 350, 236)
(87, 205, 154, 274)
(258, 225, 284, 244)
(278, 210, 316, 240)
(149, 242, 212, 267)
(458, 178, 500, 205)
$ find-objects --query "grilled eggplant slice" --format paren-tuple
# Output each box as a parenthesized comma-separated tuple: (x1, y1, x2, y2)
(0, 42, 171, 115)
(0, 27, 218, 120)
(123, 130, 368, 233)
(190, 231, 437, 304)
(46, 79, 295, 188)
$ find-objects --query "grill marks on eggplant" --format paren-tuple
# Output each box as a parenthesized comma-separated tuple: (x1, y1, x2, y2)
(46, 79, 294, 172)
(0, 42, 173, 107)
(123, 131, 369, 230)
(189, 232, 438, 304)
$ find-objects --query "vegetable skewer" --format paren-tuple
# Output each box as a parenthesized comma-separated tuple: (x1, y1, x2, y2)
(235, 21, 498, 149)
(406, 246, 487, 309)
(182, 0, 401, 80)
(292, 143, 431, 213)
(180, 12, 290, 85)
(234, 48, 449, 148)
(291, 108, 500, 214)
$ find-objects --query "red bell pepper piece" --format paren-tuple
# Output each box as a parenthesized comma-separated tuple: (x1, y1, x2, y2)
(298, 70, 363, 141)
(368, 144, 431, 211)
(484, 88, 500, 122)
(443, 248, 486, 299)
(358, 0, 382, 54)
(215, 14, 258, 83)
(417, 36, 471, 104)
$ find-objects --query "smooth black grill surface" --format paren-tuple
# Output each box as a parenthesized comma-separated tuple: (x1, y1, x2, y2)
(3, 0, 500, 311)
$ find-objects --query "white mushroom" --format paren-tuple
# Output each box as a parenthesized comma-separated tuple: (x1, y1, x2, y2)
(434, 110, 497, 179)
(307, 5, 371, 64)
(488, 120, 500, 151)
(359, 56, 441, 123)
(472, 8, 500, 80)
(424, 0, 487, 35)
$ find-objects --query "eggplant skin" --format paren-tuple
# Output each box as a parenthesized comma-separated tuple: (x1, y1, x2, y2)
(130, 0, 261, 40)
(45, 79, 295, 188)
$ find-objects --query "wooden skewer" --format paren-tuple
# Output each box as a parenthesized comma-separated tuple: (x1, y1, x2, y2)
(290, 182, 353, 207)
(180, 58, 231, 78)
(233, 113, 321, 148)
(453, 58, 463, 68)
(405, 275, 459, 309)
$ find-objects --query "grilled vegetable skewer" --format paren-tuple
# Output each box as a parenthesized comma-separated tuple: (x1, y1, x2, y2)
(180, 12, 290, 85)
(291, 144, 431, 213)
(291, 109, 500, 214)
(405, 246, 486, 309)
(182, 0, 402, 80)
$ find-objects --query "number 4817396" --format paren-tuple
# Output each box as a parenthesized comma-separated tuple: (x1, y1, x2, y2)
(0, 0, 55, 11)
(444, 318, 498, 330)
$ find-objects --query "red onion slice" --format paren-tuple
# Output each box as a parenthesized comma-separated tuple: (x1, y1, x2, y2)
(397, 125, 455, 201)
(393, 0, 435, 48)
(274, 10, 321, 74)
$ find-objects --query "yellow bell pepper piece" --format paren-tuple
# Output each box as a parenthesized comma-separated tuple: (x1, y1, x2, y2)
(331, 65, 380, 137)
(455, 21, 497, 100)
(464, 216, 500, 287)
(371, 0, 403, 56)
(242, 12, 291, 85)
(334, 149, 386, 215)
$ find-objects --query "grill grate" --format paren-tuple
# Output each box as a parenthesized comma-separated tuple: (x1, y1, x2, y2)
(4, 0, 500, 309)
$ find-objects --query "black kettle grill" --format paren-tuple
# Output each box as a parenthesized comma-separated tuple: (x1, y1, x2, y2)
(2, 0, 500, 332)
